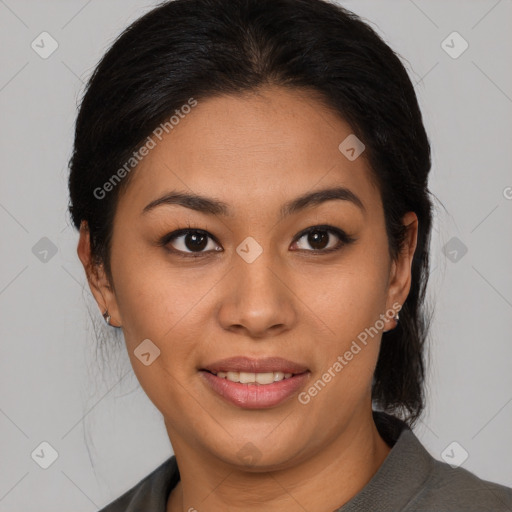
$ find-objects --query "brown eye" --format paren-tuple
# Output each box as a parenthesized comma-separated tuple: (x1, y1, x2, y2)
(292, 225, 356, 253)
(304, 229, 331, 250)
(181, 232, 209, 251)
(160, 229, 222, 256)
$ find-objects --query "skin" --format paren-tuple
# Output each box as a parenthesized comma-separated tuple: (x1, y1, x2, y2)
(78, 85, 418, 512)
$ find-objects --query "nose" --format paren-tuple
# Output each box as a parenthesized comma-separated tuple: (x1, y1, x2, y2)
(216, 247, 297, 339)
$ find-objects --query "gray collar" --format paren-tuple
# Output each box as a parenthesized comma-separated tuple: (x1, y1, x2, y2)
(335, 411, 435, 511)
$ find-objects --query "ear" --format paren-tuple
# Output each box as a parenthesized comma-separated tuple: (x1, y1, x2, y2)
(77, 221, 122, 327)
(385, 211, 418, 315)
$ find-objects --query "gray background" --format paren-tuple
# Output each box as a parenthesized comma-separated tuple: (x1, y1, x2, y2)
(1, 0, 511, 510)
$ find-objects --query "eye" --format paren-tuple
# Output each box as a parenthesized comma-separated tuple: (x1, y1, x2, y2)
(291, 225, 356, 253)
(158, 224, 356, 258)
(159, 228, 222, 257)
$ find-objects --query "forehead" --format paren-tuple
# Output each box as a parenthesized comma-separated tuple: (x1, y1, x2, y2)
(118, 86, 381, 218)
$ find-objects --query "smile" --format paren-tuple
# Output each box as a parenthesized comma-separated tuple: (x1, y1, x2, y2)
(211, 371, 295, 384)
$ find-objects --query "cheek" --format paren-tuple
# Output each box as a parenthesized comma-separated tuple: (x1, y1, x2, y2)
(110, 258, 207, 416)
(110, 249, 224, 410)
(297, 265, 387, 424)
(303, 251, 390, 336)
(110, 241, 211, 339)
(296, 245, 390, 393)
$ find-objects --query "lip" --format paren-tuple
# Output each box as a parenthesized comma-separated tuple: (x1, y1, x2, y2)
(201, 356, 309, 375)
(200, 370, 310, 409)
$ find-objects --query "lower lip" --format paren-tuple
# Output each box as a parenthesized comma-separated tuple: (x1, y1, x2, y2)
(200, 371, 310, 409)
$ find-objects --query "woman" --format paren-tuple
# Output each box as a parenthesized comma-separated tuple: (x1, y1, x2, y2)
(68, 0, 512, 510)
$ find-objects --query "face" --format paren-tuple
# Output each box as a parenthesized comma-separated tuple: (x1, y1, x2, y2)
(79, 85, 417, 470)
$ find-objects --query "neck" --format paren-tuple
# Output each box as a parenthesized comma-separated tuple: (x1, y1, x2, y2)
(167, 407, 391, 512)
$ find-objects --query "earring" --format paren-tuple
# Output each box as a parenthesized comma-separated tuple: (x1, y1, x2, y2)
(103, 309, 111, 325)
(103, 309, 121, 328)
(383, 311, 400, 333)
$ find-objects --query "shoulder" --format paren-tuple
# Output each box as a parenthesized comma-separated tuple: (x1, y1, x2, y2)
(371, 412, 512, 511)
(405, 450, 512, 511)
(98, 456, 179, 512)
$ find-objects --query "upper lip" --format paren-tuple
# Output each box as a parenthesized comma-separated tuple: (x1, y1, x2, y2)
(201, 356, 309, 375)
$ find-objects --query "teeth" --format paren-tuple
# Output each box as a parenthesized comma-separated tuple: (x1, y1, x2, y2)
(214, 371, 295, 384)
(239, 372, 255, 384)
(256, 372, 274, 384)
(273, 371, 284, 381)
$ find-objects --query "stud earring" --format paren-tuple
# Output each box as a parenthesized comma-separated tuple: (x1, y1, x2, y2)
(383, 311, 400, 333)
(103, 309, 111, 325)
(102, 309, 121, 328)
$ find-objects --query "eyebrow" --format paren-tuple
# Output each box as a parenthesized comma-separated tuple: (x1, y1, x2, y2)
(141, 186, 366, 218)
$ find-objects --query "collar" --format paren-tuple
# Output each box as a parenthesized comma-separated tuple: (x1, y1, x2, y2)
(335, 410, 435, 511)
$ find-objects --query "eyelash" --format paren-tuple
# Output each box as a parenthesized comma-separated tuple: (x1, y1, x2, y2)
(157, 223, 357, 259)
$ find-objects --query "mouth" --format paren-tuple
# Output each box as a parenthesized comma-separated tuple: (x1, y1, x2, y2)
(199, 356, 310, 409)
